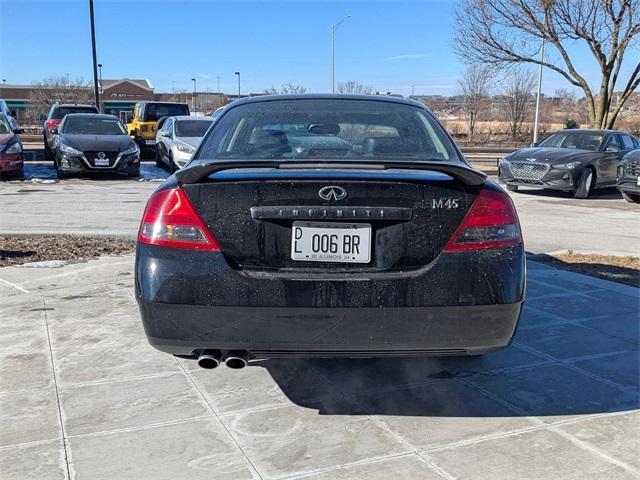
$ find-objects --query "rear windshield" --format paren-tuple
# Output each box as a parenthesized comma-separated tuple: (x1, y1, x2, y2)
(175, 119, 213, 138)
(142, 103, 189, 122)
(62, 117, 126, 135)
(196, 99, 459, 162)
(538, 132, 604, 151)
(52, 106, 99, 119)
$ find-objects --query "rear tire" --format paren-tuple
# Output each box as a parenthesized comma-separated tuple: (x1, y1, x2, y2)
(574, 168, 594, 199)
(621, 191, 640, 204)
(506, 184, 518, 192)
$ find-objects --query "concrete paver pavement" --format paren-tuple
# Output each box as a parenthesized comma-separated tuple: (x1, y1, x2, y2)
(0, 256, 638, 479)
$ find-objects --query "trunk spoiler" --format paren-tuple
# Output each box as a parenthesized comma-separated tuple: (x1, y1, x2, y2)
(175, 160, 487, 187)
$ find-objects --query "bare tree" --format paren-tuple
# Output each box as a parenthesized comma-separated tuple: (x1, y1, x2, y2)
(453, 0, 640, 129)
(458, 65, 494, 136)
(337, 80, 373, 94)
(264, 83, 307, 94)
(29, 76, 93, 120)
(502, 68, 536, 138)
(553, 87, 580, 123)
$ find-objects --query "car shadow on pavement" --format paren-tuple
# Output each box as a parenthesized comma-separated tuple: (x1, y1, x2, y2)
(256, 342, 639, 418)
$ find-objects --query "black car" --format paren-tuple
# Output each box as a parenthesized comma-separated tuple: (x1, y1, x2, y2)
(499, 129, 639, 198)
(617, 149, 640, 203)
(135, 95, 525, 370)
(43, 103, 99, 161)
(53, 113, 140, 178)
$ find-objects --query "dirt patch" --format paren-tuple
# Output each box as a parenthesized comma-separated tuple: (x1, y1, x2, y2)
(0, 235, 135, 267)
(532, 253, 640, 288)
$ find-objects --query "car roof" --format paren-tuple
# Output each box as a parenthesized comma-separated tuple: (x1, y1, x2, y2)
(53, 103, 97, 108)
(172, 115, 212, 121)
(62, 113, 120, 120)
(555, 128, 626, 135)
(137, 101, 189, 105)
(229, 93, 426, 109)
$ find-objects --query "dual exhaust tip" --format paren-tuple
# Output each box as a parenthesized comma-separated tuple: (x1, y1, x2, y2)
(196, 350, 249, 369)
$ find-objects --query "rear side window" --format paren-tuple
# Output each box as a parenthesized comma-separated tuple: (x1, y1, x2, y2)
(196, 99, 459, 162)
(52, 106, 99, 119)
(621, 134, 638, 150)
(142, 104, 189, 122)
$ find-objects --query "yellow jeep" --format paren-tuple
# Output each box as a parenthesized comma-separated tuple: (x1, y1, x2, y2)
(127, 101, 190, 156)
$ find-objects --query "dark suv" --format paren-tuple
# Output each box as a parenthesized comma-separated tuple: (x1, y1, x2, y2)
(44, 103, 99, 160)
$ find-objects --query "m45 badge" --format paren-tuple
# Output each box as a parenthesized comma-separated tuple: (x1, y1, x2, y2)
(432, 198, 460, 209)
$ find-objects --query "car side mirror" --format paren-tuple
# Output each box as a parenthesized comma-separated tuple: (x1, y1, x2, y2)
(605, 145, 620, 152)
(530, 142, 538, 148)
(161, 130, 172, 138)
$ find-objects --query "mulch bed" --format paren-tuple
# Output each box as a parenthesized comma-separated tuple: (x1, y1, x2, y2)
(532, 253, 640, 288)
(0, 235, 136, 268)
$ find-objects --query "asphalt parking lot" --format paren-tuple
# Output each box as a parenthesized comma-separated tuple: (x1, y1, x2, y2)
(0, 255, 638, 479)
(1, 162, 638, 255)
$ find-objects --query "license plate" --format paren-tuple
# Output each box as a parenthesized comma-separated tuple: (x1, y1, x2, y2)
(94, 157, 109, 166)
(145, 139, 155, 145)
(291, 221, 371, 263)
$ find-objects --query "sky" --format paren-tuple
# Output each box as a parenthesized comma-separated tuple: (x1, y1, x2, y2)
(1, 0, 637, 97)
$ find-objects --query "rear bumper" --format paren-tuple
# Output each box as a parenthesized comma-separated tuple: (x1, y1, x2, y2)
(135, 244, 525, 357)
(139, 300, 522, 357)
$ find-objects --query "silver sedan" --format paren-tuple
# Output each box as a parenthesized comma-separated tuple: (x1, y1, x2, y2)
(155, 116, 213, 171)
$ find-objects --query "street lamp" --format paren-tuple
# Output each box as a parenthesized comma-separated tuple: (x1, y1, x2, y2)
(331, 14, 351, 93)
(235, 72, 241, 97)
(97, 64, 103, 112)
(191, 78, 197, 114)
(89, 0, 100, 110)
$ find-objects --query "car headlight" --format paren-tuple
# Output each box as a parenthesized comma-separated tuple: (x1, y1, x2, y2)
(59, 143, 83, 156)
(176, 143, 195, 154)
(121, 143, 140, 156)
(4, 142, 22, 154)
(555, 161, 582, 169)
(499, 156, 511, 166)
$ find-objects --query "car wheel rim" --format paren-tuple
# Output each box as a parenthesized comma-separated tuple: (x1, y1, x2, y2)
(585, 171, 593, 191)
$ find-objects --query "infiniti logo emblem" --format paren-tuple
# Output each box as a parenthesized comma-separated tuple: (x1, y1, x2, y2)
(318, 186, 347, 201)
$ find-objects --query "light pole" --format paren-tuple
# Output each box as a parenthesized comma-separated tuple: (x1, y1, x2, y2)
(89, 0, 100, 110)
(217, 76, 221, 94)
(331, 14, 351, 93)
(411, 85, 415, 96)
(235, 72, 241, 97)
(532, 39, 545, 145)
(191, 78, 197, 114)
(2, 79, 5, 86)
(97, 63, 103, 111)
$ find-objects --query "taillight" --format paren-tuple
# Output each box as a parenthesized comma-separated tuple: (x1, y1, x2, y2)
(138, 188, 220, 251)
(444, 188, 522, 252)
(46, 119, 61, 130)
(140, 124, 149, 133)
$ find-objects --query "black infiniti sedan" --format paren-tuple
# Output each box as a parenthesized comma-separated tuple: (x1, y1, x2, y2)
(53, 113, 140, 178)
(617, 149, 640, 203)
(135, 95, 525, 370)
(499, 129, 639, 198)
